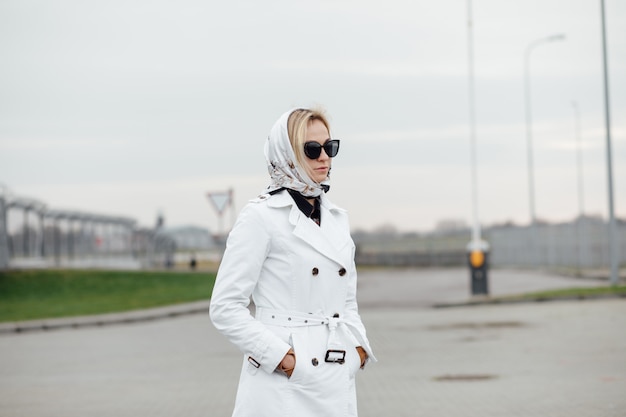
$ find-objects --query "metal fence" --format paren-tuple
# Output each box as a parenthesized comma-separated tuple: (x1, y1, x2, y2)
(354, 217, 624, 274)
(0, 190, 175, 270)
(487, 217, 624, 269)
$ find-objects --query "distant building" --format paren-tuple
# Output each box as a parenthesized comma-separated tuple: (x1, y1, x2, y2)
(158, 226, 216, 251)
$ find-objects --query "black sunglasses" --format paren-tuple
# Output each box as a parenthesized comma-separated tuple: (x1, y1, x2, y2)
(303, 139, 340, 159)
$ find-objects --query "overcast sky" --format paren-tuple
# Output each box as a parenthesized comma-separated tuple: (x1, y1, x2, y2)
(1, 0, 624, 234)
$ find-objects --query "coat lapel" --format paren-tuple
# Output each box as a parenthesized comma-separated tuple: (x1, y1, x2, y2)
(269, 191, 350, 266)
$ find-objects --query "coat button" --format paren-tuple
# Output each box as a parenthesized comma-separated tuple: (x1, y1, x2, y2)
(312, 358, 319, 366)
(338, 267, 346, 276)
(312, 267, 319, 276)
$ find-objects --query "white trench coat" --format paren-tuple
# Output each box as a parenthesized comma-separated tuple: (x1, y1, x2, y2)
(210, 190, 376, 417)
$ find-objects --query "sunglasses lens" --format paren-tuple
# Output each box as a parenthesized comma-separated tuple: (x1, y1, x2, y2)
(324, 140, 340, 157)
(304, 142, 322, 159)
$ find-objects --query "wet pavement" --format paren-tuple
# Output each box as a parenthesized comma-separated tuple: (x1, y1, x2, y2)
(0, 268, 624, 416)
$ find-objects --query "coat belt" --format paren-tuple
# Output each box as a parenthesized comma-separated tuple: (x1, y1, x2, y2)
(255, 307, 333, 327)
(255, 307, 351, 361)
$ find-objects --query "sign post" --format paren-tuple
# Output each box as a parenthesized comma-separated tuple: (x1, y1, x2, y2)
(207, 188, 234, 238)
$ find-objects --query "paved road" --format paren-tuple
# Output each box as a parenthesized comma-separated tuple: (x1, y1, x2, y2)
(356, 267, 604, 308)
(0, 268, 624, 416)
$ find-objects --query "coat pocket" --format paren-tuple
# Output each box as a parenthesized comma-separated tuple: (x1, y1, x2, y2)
(288, 331, 320, 383)
(287, 333, 303, 381)
(335, 326, 362, 378)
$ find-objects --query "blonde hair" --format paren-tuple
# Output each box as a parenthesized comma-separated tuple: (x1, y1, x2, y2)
(287, 108, 331, 171)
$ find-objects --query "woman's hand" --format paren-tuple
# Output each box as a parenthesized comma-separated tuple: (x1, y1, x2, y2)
(277, 349, 296, 378)
(356, 346, 368, 368)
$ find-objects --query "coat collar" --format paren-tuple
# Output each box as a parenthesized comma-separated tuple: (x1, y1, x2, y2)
(266, 190, 345, 212)
(267, 191, 350, 266)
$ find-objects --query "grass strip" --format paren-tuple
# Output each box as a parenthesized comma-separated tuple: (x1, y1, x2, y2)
(434, 284, 626, 308)
(507, 285, 626, 301)
(0, 269, 216, 322)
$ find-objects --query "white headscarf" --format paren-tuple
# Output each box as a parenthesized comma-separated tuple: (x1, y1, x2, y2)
(264, 108, 331, 198)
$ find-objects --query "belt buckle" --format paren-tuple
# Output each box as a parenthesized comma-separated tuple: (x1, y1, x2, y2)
(325, 349, 346, 364)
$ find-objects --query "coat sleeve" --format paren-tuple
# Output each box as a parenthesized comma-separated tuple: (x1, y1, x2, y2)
(209, 203, 292, 374)
(343, 258, 377, 364)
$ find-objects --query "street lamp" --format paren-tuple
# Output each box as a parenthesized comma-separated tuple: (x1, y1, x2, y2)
(572, 100, 587, 271)
(571, 101, 585, 218)
(523, 33, 565, 266)
(600, 0, 619, 286)
(466, 0, 489, 296)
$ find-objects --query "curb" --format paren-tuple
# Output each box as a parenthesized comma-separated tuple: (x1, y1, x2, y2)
(0, 300, 211, 335)
(4, 293, 624, 334)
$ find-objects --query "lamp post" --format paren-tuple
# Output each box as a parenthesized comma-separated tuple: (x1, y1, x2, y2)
(467, 0, 480, 246)
(572, 100, 587, 271)
(466, 0, 489, 296)
(571, 101, 584, 218)
(523, 33, 565, 267)
(599, 0, 619, 286)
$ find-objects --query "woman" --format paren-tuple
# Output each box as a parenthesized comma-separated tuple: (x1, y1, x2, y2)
(210, 108, 376, 417)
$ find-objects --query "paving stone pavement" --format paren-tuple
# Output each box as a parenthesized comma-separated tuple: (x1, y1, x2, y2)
(0, 268, 624, 416)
